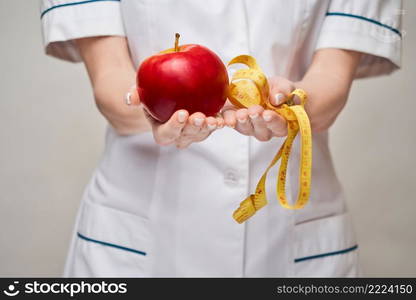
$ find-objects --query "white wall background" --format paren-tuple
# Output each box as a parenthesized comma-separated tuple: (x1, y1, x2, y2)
(0, 0, 415, 276)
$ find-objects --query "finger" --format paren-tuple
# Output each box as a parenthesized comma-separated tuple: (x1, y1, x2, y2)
(176, 113, 210, 149)
(235, 108, 254, 136)
(184, 116, 217, 147)
(262, 110, 288, 137)
(206, 116, 218, 132)
(153, 110, 189, 146)
(216, 116, 225, 129)
(197, 116, 217, 140)
(268, 77, 295, 106)
(125, 85, 141, 106)
(248, 105, 271, 141)
(130, 86, 141, 106)
(192, 116, 216, 140)
(223, 109, 237, 128)
(181, 112, 206, 138)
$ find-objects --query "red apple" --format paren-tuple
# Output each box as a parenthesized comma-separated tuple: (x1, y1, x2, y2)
(137, 34, 229, 123)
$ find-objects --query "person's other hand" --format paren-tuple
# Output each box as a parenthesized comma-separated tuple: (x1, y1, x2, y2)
(128, 87, 224, 149)
(221, 77, 295, 141)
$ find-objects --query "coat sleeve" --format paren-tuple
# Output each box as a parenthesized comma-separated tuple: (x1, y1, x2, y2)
(315, 0, 402, 78)
(40, 0, 126, 62)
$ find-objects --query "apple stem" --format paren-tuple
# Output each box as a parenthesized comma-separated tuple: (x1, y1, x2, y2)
(174, 33, 180, 52)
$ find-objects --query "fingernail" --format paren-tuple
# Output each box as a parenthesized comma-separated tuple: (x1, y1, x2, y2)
(274, 93, 285, 105)
(263, 114, 272, 122)
(237, 118, 247, 124)
(249, 113, 258, 119)
(178, 111, 187, 123)
(207, 124, 217, 130)
(194, 117, 204, 126)
(124, 92, 131, 105)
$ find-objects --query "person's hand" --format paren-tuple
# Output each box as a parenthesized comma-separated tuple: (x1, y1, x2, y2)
(221, 77, 296, 141)
(76, 36, 152, 136)
(128, 87, 225, 149)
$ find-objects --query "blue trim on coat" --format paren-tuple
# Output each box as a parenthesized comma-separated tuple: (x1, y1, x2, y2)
(41, 0, 120, 19)
(294, 245, 358, 263)
(77, 232, 147, 256)
(325, 12, 401, 38)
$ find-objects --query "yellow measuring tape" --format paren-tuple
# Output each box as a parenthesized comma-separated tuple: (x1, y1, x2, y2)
(227, 55, 312, 224)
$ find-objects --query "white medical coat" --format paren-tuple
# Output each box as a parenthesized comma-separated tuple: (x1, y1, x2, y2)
(41, 0, 402, 277)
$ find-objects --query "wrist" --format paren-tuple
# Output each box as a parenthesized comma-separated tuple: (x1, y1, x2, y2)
(294, 76, 350, 133)
(92, 68, 152, 136)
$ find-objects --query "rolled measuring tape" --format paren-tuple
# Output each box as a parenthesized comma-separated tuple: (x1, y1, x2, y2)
(227, 55, 312, 224)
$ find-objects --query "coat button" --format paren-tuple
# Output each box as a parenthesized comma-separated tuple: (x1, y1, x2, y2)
(224, 169, 239, 186)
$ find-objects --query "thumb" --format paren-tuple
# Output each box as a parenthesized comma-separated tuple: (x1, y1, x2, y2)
(268, 77, 295, 107)
(125, 85, 141, 106)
